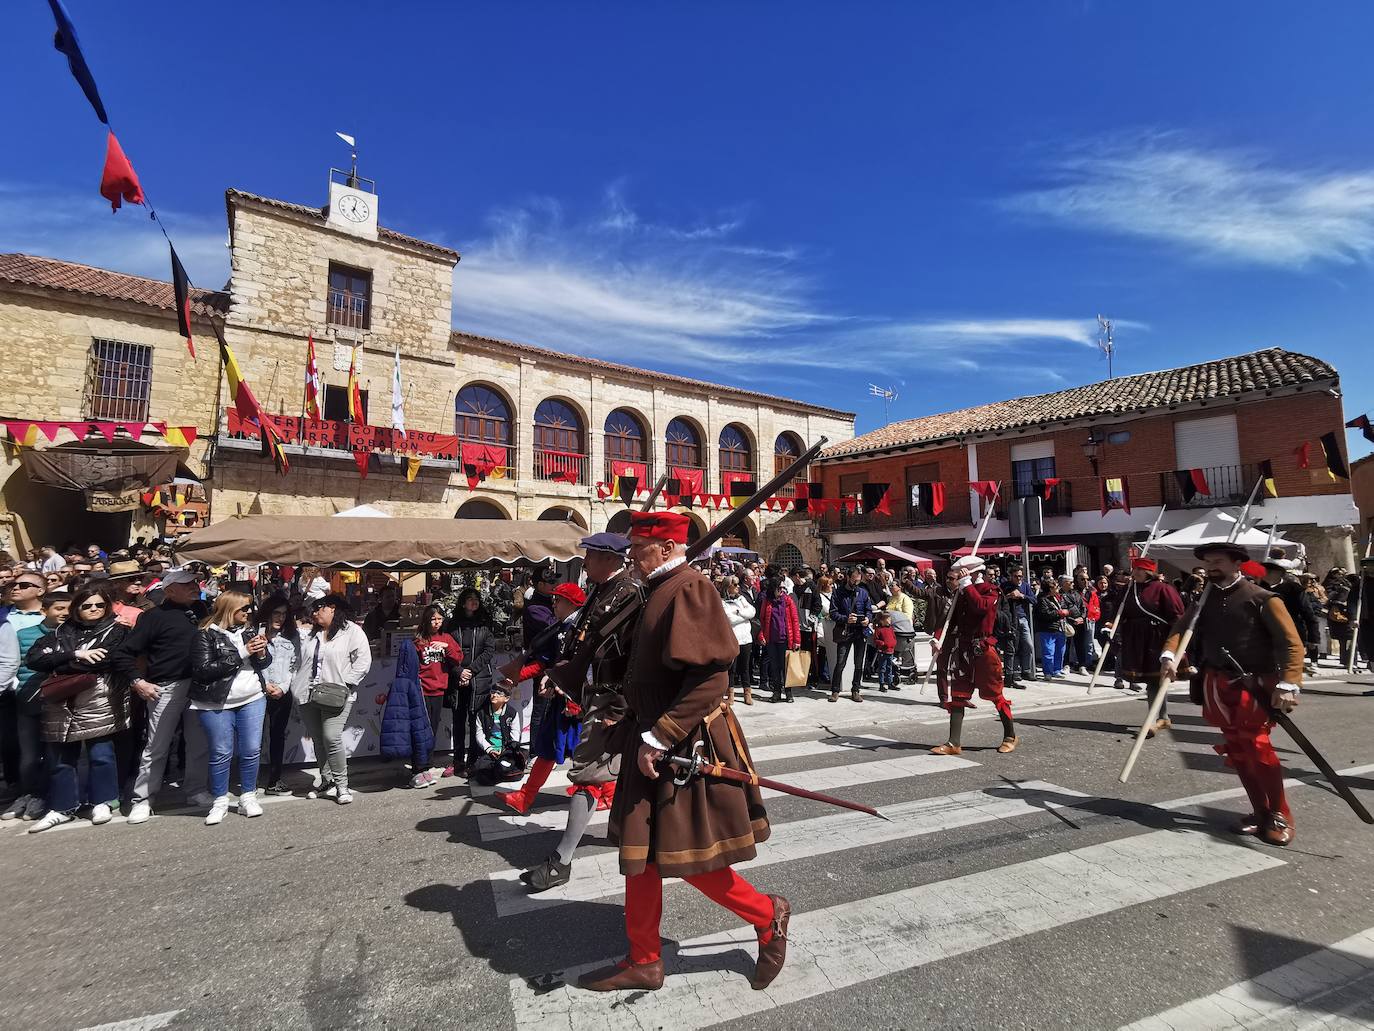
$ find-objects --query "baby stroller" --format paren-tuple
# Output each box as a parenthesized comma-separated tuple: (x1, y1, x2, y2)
(890, 610, 919, 683)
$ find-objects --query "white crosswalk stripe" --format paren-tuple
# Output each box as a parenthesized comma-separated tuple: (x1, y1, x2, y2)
(510, 828, 1286, 1029)
(475, 751, 977, 841)
(1119, 927, 1374, 1030)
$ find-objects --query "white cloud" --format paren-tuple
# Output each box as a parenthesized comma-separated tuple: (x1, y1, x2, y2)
(0, 182, 230, 288)
(1005, 133, 1374, 267)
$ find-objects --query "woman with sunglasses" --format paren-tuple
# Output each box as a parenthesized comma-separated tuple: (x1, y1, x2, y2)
(299, 594, 371, 805)
(24, 584, 130, 832)
(189, 590, 269, 825)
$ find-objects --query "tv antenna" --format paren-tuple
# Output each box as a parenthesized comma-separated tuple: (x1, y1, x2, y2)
(868, 383, 898, 425)
(1097, 314, 1115, 379)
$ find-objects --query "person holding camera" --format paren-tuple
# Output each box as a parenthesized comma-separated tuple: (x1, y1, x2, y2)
(828, 567, 873, 703)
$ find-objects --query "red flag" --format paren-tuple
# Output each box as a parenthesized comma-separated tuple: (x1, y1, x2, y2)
(99, 131, 144, 211)
(353, 450, 370, 479)
(169, 244, 195, 357)
(930, 482, 946, 516)
(1041, 477, 1061, 501)
(1189, 468, 1211, 496)
(970, 480, 999, 504)
(1347, 414, 1374, 444)
(861, 483, 891, 516)
(1294, 441, 1311, 469)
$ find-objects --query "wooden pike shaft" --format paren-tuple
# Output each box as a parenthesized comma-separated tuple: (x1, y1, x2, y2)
(920, 482, 1001, 695)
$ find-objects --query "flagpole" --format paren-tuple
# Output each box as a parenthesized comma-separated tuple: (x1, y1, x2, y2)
(1086, 504, 1168, 695)
(920, 481, 1001, 695)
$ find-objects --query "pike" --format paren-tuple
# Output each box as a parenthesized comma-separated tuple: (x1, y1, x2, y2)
(665, 748, 891, 821)
(1087, 505, 1168, 694)
(1120, 476, 1265, 783)
(1346, 532, 1373, 674)
(920, 481, 1001, 695)
(1219, 648, 1373, 825)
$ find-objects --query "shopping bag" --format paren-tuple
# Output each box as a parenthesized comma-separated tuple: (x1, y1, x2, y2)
(784, 649, 812, 688)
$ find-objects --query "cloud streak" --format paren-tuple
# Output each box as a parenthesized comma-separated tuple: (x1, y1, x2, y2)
(1004, 133, 1374, 267)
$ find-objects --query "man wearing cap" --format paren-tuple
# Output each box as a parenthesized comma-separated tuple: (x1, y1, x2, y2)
(1160, 541, 1305, 845)
(580, 510, 787, 993)
(930, 555, 1018, 756)
(516, 532, 643, 891)
(1107, 557, 1186, 735)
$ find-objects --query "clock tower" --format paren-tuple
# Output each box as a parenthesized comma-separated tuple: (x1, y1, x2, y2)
(326, 169, 379, 240)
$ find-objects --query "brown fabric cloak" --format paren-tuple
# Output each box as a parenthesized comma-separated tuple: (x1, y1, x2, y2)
(1114, 579, 1185, 681)
(608, 562, 770, 878)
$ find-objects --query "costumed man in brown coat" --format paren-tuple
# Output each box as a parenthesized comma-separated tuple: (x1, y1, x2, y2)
(1160, 541, 1305, 846)
(1108, 556, 1185, 735)
(579, 511, 788, 993)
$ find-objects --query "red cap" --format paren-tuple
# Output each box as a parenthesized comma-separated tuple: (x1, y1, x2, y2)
(551, 582, 587, 606)
(1131, 557, 1158, 573)
(629, 510, 690, 544)
(1240, 560, 1267, 579)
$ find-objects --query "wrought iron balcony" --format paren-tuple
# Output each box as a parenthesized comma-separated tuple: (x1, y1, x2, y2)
(1158, 463, 1262, 509)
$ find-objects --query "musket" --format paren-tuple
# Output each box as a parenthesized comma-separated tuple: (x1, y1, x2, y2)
(665, 748, 890, 821)
(1087, 505, 1168, 695)
(1346, 532, 1372, 675)
(1120, 476, 1265, 783)
(1219, 647, 1373, 825)
(920, 481, 1001, 695)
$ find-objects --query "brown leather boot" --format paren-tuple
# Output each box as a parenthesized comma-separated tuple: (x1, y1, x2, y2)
(1230, 813, 1262, 835)
(930, 743, 962, 756)
(997, 736, 1018, 754)
(750, 895, 791, 990)
(743, 685, 753, 705)
(577, 957, 665, 992)
(1261, 812, 1294, 847)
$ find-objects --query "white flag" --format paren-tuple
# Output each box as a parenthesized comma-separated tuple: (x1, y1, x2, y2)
(336, 132, 355, 147)
(391, 346, 406, 436)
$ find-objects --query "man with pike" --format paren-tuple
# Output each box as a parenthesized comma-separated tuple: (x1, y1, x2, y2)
(1160, 541, 1305, 846)
(1109, 556, 1186, 735)
(578, 511, 788, 993)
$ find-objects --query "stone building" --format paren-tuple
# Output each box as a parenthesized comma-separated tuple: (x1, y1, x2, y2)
(0, 172, 853, 562)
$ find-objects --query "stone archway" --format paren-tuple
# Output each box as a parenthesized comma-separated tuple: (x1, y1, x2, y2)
(539, 505, 588, 528)
(455, 498, 509, 519)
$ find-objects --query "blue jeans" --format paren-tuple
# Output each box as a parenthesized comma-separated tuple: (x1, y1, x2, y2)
(1037, 631, 1067, 677)
(877, 653, 896, 687)
(196, 696, 266, 798)
(47, 735, 119, 813)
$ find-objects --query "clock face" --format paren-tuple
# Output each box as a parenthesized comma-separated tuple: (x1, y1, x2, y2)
(338, 194, 370, 223)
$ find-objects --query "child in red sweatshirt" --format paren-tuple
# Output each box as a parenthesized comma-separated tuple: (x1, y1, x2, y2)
(872, 611, 898, 692)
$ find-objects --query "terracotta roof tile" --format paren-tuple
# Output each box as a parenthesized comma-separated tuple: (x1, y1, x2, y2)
(451, 330, 856, 421)
(225, 189, 461, 261)
(820, 348, 1337, 460)
(0, 252, 228, 318)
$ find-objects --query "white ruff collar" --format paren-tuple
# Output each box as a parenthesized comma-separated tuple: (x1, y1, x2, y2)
(648, 556, 687, 580)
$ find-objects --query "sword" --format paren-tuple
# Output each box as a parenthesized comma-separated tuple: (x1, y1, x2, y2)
(1219, 647, 1374, 825)
(664, 749, 891, 821)
(1087, 504, 1167, 694)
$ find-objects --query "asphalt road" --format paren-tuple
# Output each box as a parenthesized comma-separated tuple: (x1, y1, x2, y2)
(4, 667, 1374, 1031)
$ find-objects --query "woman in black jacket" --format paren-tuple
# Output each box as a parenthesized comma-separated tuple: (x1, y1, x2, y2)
(24, 584, 130, 832)
(444, 588, 496, 776)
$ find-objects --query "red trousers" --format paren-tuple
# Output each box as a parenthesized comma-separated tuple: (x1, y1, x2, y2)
(937, 638, 1013, 718)
(1200, 668, 1291, 822)
(625, 863, 775, 964)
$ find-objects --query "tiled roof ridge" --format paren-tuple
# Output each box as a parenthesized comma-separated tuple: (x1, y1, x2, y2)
(821, 347, 1336, 460)
(0, 252, 228, 317)
(225, 188, 461, 260)
(451, 329, 857, 420)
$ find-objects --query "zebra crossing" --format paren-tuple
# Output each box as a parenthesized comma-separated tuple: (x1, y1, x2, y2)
(475, 718, 1374, 1030)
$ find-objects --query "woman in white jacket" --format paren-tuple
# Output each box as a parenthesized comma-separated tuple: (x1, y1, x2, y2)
(720, 576, 757, 705)
(299, 594, 371, 804)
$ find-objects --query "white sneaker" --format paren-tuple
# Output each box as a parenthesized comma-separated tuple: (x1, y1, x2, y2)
(239, 793, 264, 818)
(1, 795, 29, 821)
(127, 800, 152, 825)
(187, 790, 216, 808)
(23, 797, 46, 821)
(28, 811, 73, 834)
(91, 803, 113, 825)
(204, 797, 231, 825)
(335, 790, 353, 805)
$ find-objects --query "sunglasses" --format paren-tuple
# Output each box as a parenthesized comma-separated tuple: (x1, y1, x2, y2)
(78, 602, 107, 611)
(234, 606, 251, 615)
(16, 582, 43, 590)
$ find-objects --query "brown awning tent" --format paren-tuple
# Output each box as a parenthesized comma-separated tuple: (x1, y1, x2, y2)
(175, 516, 585, 568)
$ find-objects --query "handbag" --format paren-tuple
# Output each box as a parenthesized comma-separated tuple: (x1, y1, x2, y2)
(784, 649, 812, 688)
(40, 671, 97, 702)
(306, 637, 350, 708)
(1063, 622, 1076, 639)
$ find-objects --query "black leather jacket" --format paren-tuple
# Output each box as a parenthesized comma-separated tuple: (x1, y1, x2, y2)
(190, 627, 266, 706)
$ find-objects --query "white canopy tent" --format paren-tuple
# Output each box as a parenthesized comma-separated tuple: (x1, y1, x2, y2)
(1147, 508, 1303, 567)
(333, 504, 390, 518)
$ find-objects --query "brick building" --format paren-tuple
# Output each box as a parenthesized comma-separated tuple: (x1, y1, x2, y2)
(0, 171, 852, 559)
(813, 350, 1360, 575)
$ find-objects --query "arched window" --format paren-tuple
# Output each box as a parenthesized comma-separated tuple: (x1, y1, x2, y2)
(533, 399, 583, 453)
(454, 385, 511, 446)
(719, 425, 753, 474)
(665, 418, 701, 469)
(604, 408, 647, 483)
(774, 431, 805, 496)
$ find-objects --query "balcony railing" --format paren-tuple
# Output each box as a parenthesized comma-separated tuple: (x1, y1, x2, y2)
(721, 469, 757, 496)
(535, 448, 589, 486)
(327, 289, 369, 330)
(833, 506, 965, 532)
(1159, 463, 1261, 509)
(996, 481, 1074, 519)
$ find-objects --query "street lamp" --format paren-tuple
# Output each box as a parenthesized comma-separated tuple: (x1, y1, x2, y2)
(1081, 436, 1100, 476)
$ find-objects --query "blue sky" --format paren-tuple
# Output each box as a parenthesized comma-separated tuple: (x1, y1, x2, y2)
(5, 1, 1374, 455)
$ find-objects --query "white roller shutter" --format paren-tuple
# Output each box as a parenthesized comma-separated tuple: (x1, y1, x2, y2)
(1010, 439, 1055, 462)
(1173, 414, 1240, 469)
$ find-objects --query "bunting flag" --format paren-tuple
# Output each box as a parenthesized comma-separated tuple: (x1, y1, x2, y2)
(353, 450, 370, 479)
(729, 478, 756, 509)
(613, 472, 641, 503)
(169, 245, 195, 358)
(48, 0, 109, 123)
(1100, 476, 1130, 516)
(347, 345, 363, 423)
(406, 456, 423, 483)
(970, 480, 999, 504)
(1040, 477, 1061, 501)
(99, 131, 145, 212)
(303, 335, 322, 421)
(2, 422, 40, 447)
(213, 320, 288, 474)
(861, 483, 892, 516)
(391, 345, 406, 437)
(664, 476, 683, 507)
(1259, 459, 1278, 497)
(1294, 440, 1311, 469)
(1347, 414, 1374, 443)
(1320, 430, 1348, 480)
